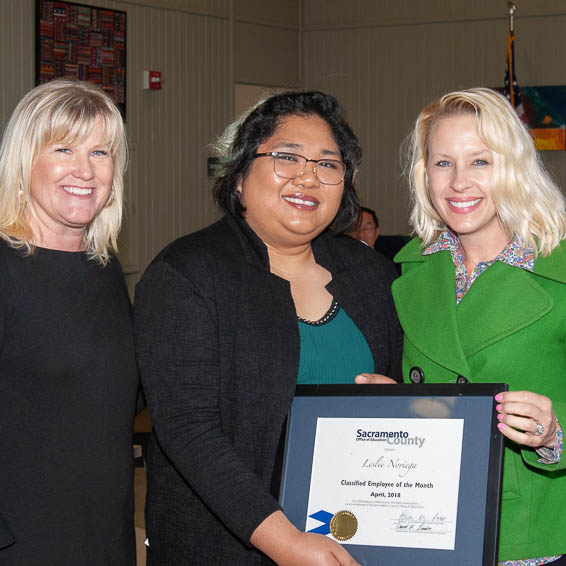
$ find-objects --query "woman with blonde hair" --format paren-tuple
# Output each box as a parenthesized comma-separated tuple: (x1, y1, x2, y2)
(393, 87, 566, 564)
(0, 79, 139, 565)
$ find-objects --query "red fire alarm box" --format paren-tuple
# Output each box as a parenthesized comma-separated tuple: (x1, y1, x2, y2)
(142, 70, 162, 90)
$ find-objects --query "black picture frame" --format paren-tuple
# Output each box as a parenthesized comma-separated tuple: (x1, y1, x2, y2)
(279, 383, 507, 566)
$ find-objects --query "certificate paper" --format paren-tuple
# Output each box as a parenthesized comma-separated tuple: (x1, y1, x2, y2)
(305, 417, 463, 550)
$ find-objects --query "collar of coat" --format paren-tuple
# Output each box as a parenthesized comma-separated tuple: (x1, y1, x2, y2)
(392, 238, 566, 376)
(226, 214, 387, 333)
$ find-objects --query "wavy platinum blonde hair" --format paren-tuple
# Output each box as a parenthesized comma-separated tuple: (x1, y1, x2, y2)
(407, 87, 566, 256)
(0, 78, 127, 264)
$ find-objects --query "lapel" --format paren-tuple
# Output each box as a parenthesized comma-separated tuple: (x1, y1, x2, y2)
(392, 248, 471, 377)
(533, 240, 566, 284)
(313, 234, 373, 331)
(457, 241, 566, 357)
(392, 238, 566, 374)
(456, 262, 552, 357)
(223, 214, 300, 403)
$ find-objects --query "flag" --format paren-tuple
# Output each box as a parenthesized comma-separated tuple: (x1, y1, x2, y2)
(504, 27, 525, 120)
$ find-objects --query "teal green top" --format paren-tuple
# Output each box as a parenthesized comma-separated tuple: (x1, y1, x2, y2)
(297, 303, 374, 384)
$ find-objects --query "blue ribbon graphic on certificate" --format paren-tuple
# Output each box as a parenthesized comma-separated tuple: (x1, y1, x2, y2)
(307, 510, 333, 534)
(304, 417, 464, 550)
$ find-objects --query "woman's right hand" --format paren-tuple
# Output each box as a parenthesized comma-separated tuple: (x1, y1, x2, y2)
(355, 373, 397, 385)
(279, 531, 359, 566)
(251, 511, 360, 566)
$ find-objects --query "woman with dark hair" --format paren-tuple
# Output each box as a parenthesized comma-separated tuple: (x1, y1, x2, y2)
(135, 91, 402, 565)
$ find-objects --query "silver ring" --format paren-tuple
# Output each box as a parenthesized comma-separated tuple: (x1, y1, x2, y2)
(535, 422, 544, 436)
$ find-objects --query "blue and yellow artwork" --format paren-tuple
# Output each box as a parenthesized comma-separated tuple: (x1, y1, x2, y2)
(520, 86, 566, 151)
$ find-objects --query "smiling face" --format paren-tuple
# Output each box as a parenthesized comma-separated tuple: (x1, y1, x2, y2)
(238, 114, 344, 249)
(28, 117, 113, 250)
(426, 113, 508, 254)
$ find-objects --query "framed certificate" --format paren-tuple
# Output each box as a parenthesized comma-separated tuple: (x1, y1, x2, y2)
(279, 383, 507, 566)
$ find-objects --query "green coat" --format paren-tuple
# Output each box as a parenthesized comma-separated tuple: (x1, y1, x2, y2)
(392, 237, 566, 561)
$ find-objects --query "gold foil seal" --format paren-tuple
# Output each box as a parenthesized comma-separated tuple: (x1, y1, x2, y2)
(330, 510, 358, 541)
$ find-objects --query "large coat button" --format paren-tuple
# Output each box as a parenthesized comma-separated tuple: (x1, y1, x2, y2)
(409, 366, 425, 383)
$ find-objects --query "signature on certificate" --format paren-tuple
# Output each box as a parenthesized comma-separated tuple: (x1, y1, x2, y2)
(393, 511, 449, 534)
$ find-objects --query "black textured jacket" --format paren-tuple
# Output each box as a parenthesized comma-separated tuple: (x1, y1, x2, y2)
(134, 215, 402, 565)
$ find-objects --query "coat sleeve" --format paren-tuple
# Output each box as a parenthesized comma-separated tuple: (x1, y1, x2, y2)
(134, 258, 281, 545)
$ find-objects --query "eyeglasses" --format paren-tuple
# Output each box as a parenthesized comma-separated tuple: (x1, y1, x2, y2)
(253, 151, 346, 185)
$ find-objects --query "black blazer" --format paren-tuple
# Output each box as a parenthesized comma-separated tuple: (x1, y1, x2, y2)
(134, 215, 402, 565)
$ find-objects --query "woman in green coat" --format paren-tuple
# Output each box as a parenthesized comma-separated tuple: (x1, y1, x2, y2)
(393, 88, 566, 564)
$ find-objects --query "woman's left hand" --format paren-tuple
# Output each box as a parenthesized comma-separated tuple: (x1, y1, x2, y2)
(495, 390, 557, 449)
(355, 373, 397, 385)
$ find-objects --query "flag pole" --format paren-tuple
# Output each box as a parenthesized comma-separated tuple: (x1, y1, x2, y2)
(505, 2, 518, 107)
(508, 2, 516, 32)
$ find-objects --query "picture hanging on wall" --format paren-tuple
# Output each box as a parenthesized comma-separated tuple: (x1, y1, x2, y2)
(36, 0, 126, 117)
(498, 85, 566, 151)
(520, 86, 566, 151)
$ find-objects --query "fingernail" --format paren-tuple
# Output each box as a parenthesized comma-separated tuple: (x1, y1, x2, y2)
(497, 423, 505, 431)
(495, 394, 503, 401)
(497, 413, 504, 421)
(496, 404, 502, 412)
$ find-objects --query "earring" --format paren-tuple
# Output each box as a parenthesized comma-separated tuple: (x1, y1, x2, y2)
(104, 191, 115, 208)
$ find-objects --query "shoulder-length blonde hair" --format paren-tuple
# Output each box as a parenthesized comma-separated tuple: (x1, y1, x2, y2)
(0, 78, 127, 264)
(406, 87, 566, 256)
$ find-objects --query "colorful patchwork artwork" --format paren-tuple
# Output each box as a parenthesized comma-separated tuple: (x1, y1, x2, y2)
(37, 0, 126, 116)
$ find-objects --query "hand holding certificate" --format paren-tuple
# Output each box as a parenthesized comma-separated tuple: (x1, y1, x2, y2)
(250, 510, 361, 566)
